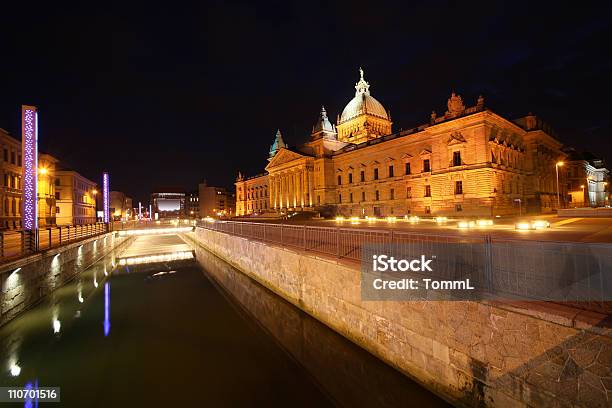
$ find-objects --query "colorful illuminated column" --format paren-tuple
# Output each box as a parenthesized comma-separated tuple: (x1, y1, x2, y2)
(21, 105, 38, 230)
(103, 172, 110, 224)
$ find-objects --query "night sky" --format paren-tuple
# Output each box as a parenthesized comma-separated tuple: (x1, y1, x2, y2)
(1, 1, 610, 204)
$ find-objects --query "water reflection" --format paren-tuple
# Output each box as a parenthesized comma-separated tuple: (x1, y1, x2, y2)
(0, 234, 446, 407)
(193, 244, 449, 407)
(103, 283, 110, 337)
(117, 250, 194, 266)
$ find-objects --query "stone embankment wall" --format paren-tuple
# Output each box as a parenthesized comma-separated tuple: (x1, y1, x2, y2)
(0, 233, 131, 326)
(190, 228, 612, 408)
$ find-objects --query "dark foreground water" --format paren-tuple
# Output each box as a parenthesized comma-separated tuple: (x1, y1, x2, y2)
(0, 234, 448, 407)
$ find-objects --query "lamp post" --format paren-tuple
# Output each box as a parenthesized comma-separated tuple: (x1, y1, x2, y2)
(555, 161, 564, 210)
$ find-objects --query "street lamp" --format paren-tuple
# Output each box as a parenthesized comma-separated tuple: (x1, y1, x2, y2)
(92, 189, 98, 222)
(555, 161, 564, 210)
(580, 185, 585, 207)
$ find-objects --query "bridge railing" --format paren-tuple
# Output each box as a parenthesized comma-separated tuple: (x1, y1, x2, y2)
(0, 222, 110, 263)
(196, 219, 612, 314)
(112, 219, 196, 231)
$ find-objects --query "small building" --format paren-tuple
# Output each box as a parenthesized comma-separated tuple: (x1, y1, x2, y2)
(151, 187, 186, 218)
(564, 149, 610, 208)
(110, 191, 133, 220)
(186, 190, 199, 218)
(198, 182, 235, 218)
(55, 170, 98, 225)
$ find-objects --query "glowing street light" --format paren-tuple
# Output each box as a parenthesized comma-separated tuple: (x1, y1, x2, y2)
(39, 167, 48, 175)
(555, 161, 564, 210)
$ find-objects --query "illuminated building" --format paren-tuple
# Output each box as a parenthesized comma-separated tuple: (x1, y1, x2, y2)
(150, 188, 185, 218)
(55, 170, 98, 225)
(237, 69, 597, 217)
(37, 153, 59, 227)
(198, 182, 235, 217)
(1, 127, 58, 228)
(563, 149, 610, 207)
(235, 172, 268, 216)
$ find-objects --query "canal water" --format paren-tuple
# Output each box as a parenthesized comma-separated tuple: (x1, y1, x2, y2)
(0, 233, 448, 407)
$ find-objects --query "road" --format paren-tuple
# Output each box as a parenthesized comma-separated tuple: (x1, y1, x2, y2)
(236, 216, 612, 243)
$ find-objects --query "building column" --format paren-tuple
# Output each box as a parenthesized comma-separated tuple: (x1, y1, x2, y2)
(308, 168, 314, 207)
(299, 169, 304, 208)
(303, 168, 309, 207)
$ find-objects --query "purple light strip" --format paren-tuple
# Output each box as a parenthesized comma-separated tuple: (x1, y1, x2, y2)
(21, 106, 38, 231)
(104, 282, 110, 337)
(103, 172, 110, 223)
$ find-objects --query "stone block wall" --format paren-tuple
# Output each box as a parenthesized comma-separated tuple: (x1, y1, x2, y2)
(0, 233, 131, 326)
(190, 228, 612, 407)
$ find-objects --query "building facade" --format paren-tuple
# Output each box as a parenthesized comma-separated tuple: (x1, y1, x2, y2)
(236, 69, 604, 217)
(186, 190, 200, 218)
(235, 173, 269, 216)
(1, 128, 59, 229)
(109, 191, 133, 220)
(55, 170, 97, 225)
(198, 183, 235, 217)
(564, 149, 610, 207)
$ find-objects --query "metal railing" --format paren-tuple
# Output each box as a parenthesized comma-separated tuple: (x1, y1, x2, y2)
(196, 220, 612, 313)
(1, 222, 110, 263)
(112, 219, 196, 231)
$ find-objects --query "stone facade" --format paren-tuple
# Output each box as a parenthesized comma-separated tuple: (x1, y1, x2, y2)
(235, 173, 269, 216)
(55, 170, 97, 225)
(190, 227, 612, 407)
(1, 128, 59, 229)
(235, 70, 601, 217)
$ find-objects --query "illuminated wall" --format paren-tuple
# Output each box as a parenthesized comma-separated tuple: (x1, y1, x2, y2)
(21, 105, 38, 230)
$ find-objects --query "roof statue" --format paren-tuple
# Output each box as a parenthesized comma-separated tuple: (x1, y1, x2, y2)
(354, 67, 371, 96)
(446, 91, 466, 118)
(268, 129, 287, 159)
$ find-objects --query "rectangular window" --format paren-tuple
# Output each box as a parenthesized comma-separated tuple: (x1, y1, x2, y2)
(3, 149, 7, 161)
(56, 207, 60, 214)
(360, 170, 365, 182)
(423, 159, 430, 173)
(317, 195, 321, 205)
(17, 155, 21, 166)
(338, 194, 342, 203)
(388, 165, 394, 177)
(348, 173, 353, 184)
(406, 186, 412, 198)
(425, 185, 431, 197)
(455, 180, 463, 194)
(453, 151, 461, 167)
(349, 192, 353, 203)
(374, 168, 379, 180)
(405, 162, 411, 175)
(10, 152, 15, 164)
(455, 204, 463, 212)
(375, 190, 380, 201)
(425, 206, 431, 214)
(390, 188, 395, 200)
(361, 191, 366, 202)
(337, 175, 342, 185)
